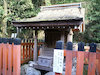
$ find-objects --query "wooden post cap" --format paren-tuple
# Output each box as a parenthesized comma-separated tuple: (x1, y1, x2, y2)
(89, 43, 96, 52)
(13, 38, 21, 45)
(2, 38, 9, 44)
(55, 40, 64, 49)
(0, 38, 2, 43)
(66, 42, 73, 50)
(78, 42, 85, 51)
(8, 38, 13, 44)
(8, 38, 21, 45)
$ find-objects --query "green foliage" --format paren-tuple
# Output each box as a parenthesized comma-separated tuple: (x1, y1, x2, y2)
(32, 0, 43, 8)
(84, 0, 100, 43)
(0, 0, 39, 37)
(17, 29, 33, 39)
(0, 6, 4, 21)
(51, 0, 85, 5)
(8, 0, 37, 20)
(0, 6, 4, 32)
(73, 0, 100, 43)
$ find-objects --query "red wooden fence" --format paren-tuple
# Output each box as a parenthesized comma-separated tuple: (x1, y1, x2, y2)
(0, 43, 21, 75)
(21, 42, 43, 64)
(61, 50, 100, 75)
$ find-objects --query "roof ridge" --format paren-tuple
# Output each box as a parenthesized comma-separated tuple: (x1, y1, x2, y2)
(41, 3, 81, 11)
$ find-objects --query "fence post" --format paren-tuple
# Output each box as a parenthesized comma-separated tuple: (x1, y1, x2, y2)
(29, 42, 31, 58)
(97, 53, 100, 75)
(13, 38, 21, 75)
(26, 39, 28, 58)
(8, 38, 13, 75)
(88, 43, 96, 75)
(2, 38, 9, 75)
(65, 42, 73, 75)
(23, 44, 25, 62)
(76, 42, 85, 75)
(0, 38, 2, 75)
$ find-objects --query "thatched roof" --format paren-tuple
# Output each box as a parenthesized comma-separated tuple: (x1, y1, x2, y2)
(12, 3, 85, 29)
(15, 3, 85, 22)
(19, 8, 83, 22)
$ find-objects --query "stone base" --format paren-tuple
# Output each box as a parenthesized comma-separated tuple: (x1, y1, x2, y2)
(33, 64, 53, 71)
(38, 56, 53, 67)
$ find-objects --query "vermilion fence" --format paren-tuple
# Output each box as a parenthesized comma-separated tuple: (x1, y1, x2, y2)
(21, 39, 43, 64)
(21, 43, 34, 64)
(55, 42, 100, 75)
(56, 50, 99, 75)
(0, 38, 21, 75)
(0, 38, 43, 75)
(65, 50, 100, 75)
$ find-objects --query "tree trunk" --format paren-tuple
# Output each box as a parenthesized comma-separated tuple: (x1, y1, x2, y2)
(1, 0, 7, 37)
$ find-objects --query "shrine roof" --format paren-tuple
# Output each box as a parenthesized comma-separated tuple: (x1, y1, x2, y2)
(12, 3, 85, 28)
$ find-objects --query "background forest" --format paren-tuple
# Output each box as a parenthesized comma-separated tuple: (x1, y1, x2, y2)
(0, 0, 100, 43)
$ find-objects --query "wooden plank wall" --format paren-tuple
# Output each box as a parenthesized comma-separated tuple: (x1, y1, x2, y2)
(0, 43, 21, 75)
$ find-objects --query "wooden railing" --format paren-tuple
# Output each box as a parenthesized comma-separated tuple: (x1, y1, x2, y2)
(21, 42, 43, 64)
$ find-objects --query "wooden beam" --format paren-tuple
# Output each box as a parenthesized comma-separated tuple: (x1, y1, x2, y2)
(12, 19, 82, 27)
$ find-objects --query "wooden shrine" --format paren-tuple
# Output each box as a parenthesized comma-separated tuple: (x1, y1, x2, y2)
(12, 3, 85, 71)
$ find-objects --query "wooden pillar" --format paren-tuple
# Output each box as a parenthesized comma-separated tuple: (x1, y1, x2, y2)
(61, 30, 65, 48)
(17, 27, 20, 38)
(34, 30, 38, 63)
(67, 29, 73, 42)
(61, 31, 65, 42)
